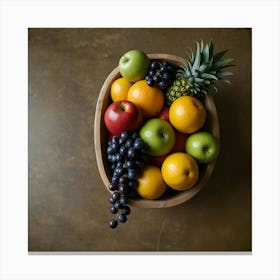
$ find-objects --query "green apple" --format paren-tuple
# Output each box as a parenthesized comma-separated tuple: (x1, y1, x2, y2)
(118, 50, 150, 82)
(185, 131, 220, 163)
(139, 118, 176, 156)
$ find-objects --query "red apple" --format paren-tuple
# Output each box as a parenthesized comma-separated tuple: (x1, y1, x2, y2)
(148, 155, 167, 167)
(157, 107, 170, 123)
(172, 131, 188, 153)
(104, 100, 143, 137)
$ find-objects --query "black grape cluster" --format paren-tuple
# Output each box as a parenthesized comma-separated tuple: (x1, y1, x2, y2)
(145, 60, 177, 91)
(106, 131, 147, 229)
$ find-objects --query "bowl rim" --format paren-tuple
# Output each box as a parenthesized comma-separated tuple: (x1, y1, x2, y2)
(94, 53, 220, 208)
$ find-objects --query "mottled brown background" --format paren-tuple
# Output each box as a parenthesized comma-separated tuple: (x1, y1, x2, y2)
(28, 28, 251, 252)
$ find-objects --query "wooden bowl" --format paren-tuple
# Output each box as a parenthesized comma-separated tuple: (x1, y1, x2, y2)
(94, 54, 220, 208)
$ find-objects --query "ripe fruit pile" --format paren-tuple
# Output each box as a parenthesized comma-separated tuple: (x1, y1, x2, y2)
(103, 43, 233, 228)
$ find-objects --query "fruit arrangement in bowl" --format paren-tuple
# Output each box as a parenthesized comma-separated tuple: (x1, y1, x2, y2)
(94, 41, 234, 228)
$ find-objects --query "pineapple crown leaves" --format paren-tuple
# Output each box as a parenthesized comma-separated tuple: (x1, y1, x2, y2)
(178, 40, 235, 91)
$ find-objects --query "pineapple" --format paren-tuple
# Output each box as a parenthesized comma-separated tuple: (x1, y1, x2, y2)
(166, 40, 234, 105)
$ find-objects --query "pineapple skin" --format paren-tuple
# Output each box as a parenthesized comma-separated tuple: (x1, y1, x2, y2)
(166, 77, 188, 105)
(165, 40, 234, 105)
(166, 77, 206, 105)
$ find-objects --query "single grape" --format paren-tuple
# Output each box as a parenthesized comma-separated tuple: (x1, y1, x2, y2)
(128, 168, 137, 180)
(162, 72, 170, 81)
(109, 196, 114, 204)
(120, 131, 130, 141)
(119, 184, 129, 196)
(133, 137, 144, 150)
(162, 61, 168, 68)
(122, 205, 131, 215)
(153, 73, 161, 82)
(150, 60, 159, 70)
(109, 218, 118, 228)
(119, 137, 126, 146)
(160, 65, 167, 73)
(125, 160, 134, 169)
(158, 80, 167, 90)
(119, 175, 128, 185)
(114, 200, 123, 210)
(145, 75, 154, 86)
(108, 182, 118, 191)
(119, 196, 128, 205)
(125, 139, 134, 148)
(114, 166, 125, 177)
(115, 153, 124, 162)
(110, 163, 116, 172)
(127, 147, 139, 159)
(107, 154, 113, 162)
(110, 205, 118, 214)
(118, 213, 127, 223)
(107, 145, 114, 155)
(119, 145, 127, 156)
(112, 135, 119, 143)
(128, 179, 137, 188)
(111, 175, 119, 184)
(109, 192, 120, 204)
(112, 191, 121, 201)
(111, 141, 119, 151)
(111, 154, 117, 163)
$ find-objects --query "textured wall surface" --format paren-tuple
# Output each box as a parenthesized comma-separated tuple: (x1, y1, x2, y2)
(28, 28, 251, 252)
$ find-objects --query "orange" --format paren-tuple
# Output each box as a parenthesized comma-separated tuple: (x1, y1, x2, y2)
(127, 80, 164, 118)
(110, 77, 132, 102)
(169, 96, 206, 133)
(161, 152, 199, 191)
(135, 165, 167, 199)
